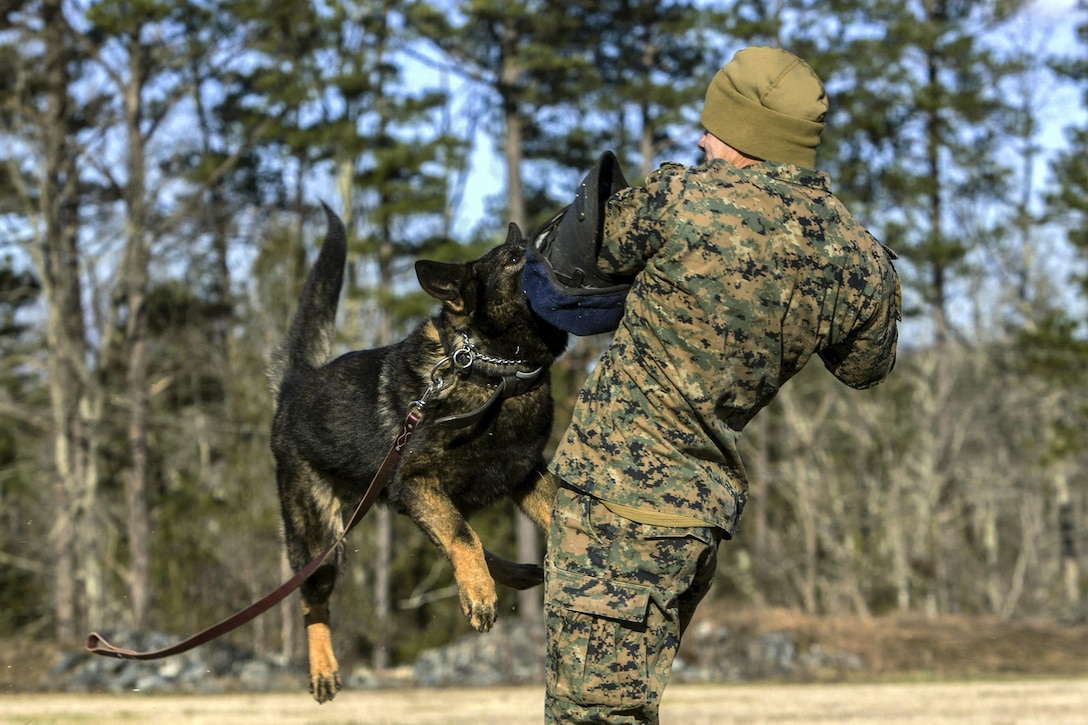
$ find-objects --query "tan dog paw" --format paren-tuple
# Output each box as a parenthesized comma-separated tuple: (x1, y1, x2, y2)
(460, 585, 498, 632)
(306, 618, 341, 703)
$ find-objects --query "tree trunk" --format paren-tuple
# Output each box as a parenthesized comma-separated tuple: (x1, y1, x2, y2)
(37, 0, 98, 641)
(374, 171, 398, 672)
(746, 414, 769, 607)
(1055, 466, 1081, 613)
(497, 16, 540, 627)
(119, 36, 152, 631)
(498, 14, 524, 225)
(374, 506, 394, 670)
(279, 550, 297, 661)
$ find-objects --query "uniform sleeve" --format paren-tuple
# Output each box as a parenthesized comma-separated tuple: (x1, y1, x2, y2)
(818, 248, 902, 389)
(596, 163, 686, 276)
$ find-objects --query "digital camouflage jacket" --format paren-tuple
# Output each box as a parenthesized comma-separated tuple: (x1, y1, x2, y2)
(549, 159, 901, 536)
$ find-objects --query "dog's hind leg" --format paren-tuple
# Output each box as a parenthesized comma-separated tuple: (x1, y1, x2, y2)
(279, 465, 344, 703)
(301, 571, 341, 703)
(400, 478, 497, 633)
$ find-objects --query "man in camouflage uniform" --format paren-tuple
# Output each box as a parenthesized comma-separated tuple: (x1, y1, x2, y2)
(543, 46, 901, 723)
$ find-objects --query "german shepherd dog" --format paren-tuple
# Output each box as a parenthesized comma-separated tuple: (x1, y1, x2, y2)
(268, 207, 568, 702)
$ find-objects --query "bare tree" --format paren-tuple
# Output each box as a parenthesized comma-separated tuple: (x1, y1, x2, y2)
(1, 0, 106, 640)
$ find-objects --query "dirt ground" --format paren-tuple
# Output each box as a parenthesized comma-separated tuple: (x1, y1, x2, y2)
(1, 679, 1087, 724)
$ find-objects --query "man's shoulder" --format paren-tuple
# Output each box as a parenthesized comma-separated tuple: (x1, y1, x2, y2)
(648, 159, 749, 184)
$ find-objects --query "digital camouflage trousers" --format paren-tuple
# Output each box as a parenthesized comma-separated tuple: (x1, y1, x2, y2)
(544, 486, 720, 724)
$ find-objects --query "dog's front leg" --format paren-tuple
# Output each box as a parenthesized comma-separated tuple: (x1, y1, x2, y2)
(511, 467, 560, 532)
(402, 480, 497, 632)
(478, 468, 560, 591)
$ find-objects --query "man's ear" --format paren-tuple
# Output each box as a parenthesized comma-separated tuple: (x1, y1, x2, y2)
(415, 260, 476, 316)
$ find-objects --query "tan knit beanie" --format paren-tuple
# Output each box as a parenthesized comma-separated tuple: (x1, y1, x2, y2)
(700, 47, 827, 167)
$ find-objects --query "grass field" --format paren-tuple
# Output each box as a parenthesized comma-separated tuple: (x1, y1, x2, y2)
(2, 678, 1087, 724)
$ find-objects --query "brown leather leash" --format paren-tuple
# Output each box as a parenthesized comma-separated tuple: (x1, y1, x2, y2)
(85, 406, 423, 660)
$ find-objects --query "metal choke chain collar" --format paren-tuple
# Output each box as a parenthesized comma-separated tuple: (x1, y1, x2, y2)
(412, 333, 528, 410)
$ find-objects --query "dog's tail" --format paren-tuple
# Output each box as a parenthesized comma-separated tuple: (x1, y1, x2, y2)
(268, 203, 347, 396)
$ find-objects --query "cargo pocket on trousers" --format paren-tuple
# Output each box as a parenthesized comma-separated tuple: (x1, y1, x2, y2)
(547, 567, 653, 709)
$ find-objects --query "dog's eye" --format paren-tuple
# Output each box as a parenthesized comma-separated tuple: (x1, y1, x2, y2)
(507, 249, 524, 267)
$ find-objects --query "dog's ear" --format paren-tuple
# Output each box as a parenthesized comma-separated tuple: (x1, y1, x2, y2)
(505, 222, 523, 245)
(416, 260, 476, 316)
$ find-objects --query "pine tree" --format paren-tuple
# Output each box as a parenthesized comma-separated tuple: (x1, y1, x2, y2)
(321, 0, 466, 671)
(697, 0, 1038, 615)
(403, 0, 597, 625)
(1049, 2, 1088, 265)
(569, 0, 743, 178)
(1041, 0, 1088, 616)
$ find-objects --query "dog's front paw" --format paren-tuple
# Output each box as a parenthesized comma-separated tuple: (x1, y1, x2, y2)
(309, 668, 342, 703)
(461, 588, 498, 632)
(306, 617, 341, 703)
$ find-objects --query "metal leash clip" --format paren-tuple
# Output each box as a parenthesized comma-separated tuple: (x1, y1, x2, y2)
(411, 352, 456, 411)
